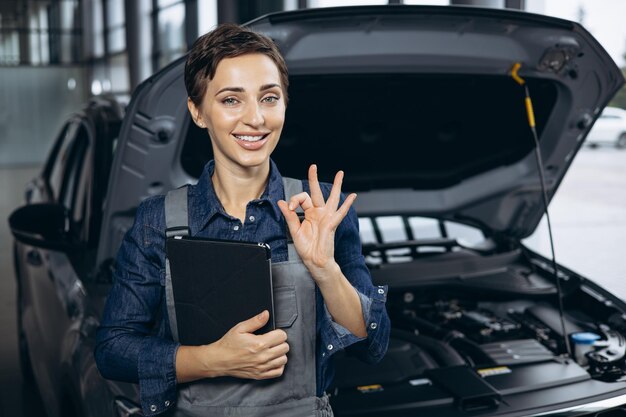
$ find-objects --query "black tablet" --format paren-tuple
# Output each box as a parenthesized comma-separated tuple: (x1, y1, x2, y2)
(166, 236, 275, 346)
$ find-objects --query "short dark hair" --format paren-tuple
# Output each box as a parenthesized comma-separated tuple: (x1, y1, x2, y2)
(185, 23, 289, 106)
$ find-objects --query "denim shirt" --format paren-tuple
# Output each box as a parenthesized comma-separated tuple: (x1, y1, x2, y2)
(95, 159, 390, 416)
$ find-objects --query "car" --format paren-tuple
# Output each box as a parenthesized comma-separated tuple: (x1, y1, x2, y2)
(585, 106, 626, 148)
(9, 5, 626, 417)
(9, 95, 126, 416)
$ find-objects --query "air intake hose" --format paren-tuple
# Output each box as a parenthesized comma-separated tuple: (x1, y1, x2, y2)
(391, 329, 465, 367)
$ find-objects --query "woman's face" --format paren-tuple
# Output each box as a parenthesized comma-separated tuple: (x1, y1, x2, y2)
(188, 53, 286, 171)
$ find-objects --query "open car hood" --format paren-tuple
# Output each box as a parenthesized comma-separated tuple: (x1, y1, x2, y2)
(248, 6, 624, 238)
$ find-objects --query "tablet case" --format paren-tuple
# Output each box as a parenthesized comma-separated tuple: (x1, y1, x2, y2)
(166, 236, 275, 346)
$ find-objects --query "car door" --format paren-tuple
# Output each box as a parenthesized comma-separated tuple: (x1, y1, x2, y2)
(18, 119, 92, 412)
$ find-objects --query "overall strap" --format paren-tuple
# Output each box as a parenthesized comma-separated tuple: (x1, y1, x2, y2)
(282, 177, 304, 261)
(164, 185, 189, 342)
(165, 185, 190, 238)
(282, 176, 303, 202)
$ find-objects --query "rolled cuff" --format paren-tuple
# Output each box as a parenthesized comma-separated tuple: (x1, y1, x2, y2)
(365, 285, 389, 361)
(323, 285, 388, 359)
(138, 338, 180, 416)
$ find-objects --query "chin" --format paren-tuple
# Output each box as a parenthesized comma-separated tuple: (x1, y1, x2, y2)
(233, 152, 273, 168)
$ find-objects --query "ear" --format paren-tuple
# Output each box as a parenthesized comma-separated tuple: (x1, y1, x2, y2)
(187, 97, 205, 128)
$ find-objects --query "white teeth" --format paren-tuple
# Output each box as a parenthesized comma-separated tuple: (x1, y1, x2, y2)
(235, 135, 265, 142)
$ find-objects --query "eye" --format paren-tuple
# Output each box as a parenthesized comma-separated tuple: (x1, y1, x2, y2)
(222, 97, 239, 106)
(262, 95, 280, 104)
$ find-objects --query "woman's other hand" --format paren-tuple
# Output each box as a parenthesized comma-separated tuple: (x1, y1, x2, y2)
(175, 310, 289, 382)
(278, 165, 357, 283)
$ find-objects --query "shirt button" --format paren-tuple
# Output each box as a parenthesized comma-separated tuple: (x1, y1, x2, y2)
(233, 225, 240, 231)
(378, 288, 385, 294)
(370, 322, 378, 330)
(249, 215, 255, 222)
(150, 404, 157, 412)
(165, 400, 171, 407)
(327, 344, 334, 351)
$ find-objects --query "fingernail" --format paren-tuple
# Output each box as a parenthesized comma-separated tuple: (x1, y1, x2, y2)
(257, 311, 266, 319)
(289, 203, 294, 210)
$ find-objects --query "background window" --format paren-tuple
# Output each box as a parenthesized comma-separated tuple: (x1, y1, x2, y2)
(156, 1, 185, 69)
(106, 0, 126, 53)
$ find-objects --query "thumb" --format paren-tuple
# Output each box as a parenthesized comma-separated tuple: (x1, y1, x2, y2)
(235, 310, 269, 334)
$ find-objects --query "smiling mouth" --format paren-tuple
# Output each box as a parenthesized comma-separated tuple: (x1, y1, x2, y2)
(233, 134, 269, 142)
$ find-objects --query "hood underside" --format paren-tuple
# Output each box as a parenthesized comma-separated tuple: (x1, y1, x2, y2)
(247, 5, 624, 238)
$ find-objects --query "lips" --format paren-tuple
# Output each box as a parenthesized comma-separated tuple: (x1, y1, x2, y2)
(232, 133, 270, 150)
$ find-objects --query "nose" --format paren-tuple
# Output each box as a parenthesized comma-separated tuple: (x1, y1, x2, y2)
(242, 100, 264, 127)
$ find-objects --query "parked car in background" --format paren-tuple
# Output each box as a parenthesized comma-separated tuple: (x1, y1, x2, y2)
(9, 5, 626, 417)
(9, 95, 124, 416)
(586, 106, 626, 148)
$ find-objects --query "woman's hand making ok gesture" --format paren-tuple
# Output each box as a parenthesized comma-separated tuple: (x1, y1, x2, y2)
(277, 164, 357, 284)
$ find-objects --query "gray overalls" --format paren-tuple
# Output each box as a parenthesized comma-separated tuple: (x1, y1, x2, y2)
(164, 177, 334, 417)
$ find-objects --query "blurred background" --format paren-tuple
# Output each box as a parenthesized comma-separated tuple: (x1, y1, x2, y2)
(1, 0, 625, 416)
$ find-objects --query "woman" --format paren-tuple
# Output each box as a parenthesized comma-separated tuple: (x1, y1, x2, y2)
(95, 23, 390, 417)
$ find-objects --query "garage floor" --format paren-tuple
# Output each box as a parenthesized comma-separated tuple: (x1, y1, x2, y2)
(0, 146, 625, 416)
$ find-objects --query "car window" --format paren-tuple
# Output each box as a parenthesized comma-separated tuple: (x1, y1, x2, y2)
(42, 123, 70, 183)
(60, 125, 90, 235)
(47, 123, 79, 202)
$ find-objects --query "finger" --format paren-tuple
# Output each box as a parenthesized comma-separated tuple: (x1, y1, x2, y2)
(259, 329, 288, 348)
(234, 310, 269, 334)
(288, 192, 314, 211)
(260, 354, 288, 372)
(308, 164, 325, 207)
(327, 170, 345, 211)
(278, 200, 302, 238)
(264, 341, 290, 359)
(257, 365, 285, 380)
(331, 193, 357, 228)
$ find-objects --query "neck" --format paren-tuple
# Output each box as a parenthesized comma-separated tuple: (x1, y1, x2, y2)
(211, 159, 270, 209)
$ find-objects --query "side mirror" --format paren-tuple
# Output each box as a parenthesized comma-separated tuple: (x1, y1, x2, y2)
(8, 203, 79, 252)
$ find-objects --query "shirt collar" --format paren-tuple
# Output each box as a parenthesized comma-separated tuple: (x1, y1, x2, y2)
(189, 159, 285, 234)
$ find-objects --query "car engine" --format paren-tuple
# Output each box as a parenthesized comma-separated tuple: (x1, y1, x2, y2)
(329, 244, 626, 415)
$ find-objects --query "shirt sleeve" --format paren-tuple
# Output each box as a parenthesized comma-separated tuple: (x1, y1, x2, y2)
(317, 185, 391, 364)
(94, 197, 179, 416)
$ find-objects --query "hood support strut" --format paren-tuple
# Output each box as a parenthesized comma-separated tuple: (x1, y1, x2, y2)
(510, 62, 572, 359)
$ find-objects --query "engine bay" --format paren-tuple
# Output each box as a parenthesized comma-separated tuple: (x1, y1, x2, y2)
(329, 245, 626, 415)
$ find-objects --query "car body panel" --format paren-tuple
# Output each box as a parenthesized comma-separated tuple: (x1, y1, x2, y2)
(11, 97, 123, 417)
(14, 117, 89, 417)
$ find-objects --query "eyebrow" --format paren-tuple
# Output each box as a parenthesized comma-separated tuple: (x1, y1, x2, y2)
(215, 84, 282, 96)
